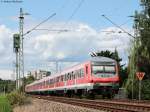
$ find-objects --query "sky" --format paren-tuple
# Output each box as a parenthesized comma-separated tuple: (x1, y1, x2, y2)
(0, 0, 141, 80)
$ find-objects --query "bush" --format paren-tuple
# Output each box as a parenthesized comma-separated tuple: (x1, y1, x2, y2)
(126, 79, 150, 100)
(6, 91, 27, 106)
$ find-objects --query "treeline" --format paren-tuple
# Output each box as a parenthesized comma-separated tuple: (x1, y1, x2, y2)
(0, 78, 15, 93)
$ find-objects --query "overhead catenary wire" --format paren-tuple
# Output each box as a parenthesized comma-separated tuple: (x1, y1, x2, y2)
(37, 0, 85, 34)
(38, 0, 70, 33)
(57, 0, 85, 33)
(67, 0, 84, 22)
(102, 14, 135, 39)
(23, 13, 56, 36)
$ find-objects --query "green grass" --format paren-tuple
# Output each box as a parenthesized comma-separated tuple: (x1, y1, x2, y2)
(0, 95, 12, 112)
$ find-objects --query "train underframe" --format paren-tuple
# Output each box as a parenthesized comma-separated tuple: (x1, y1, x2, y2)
(27, 82, 119, 99)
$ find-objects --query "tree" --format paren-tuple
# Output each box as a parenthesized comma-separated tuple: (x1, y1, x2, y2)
(126, 0, 150, 99)
(24, 75, 35, 85)
(0, 79, 15, 93)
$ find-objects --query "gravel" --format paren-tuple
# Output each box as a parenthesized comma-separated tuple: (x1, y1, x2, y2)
(13, 98, 105, 112)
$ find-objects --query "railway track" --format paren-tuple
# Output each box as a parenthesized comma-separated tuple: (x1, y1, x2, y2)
(32, 95, 150, 112)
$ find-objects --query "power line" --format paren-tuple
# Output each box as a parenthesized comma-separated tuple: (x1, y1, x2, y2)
(34, 29, 69, 32)
(57, 0, 85, 33)
(67, 0, 84, 21)
(102, 14, 135, 39)
(23, 13, 56, 36)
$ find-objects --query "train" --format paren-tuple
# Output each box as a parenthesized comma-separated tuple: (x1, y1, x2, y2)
(25, 56, 120, 98)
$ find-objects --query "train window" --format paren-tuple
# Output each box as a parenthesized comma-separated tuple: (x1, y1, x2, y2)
(75, 71, 78, 79)
(104, 66, 115, 73)
(92, 66, 104, 74)
(71, 72, 74, 80)
(49, 79, 51, 84)
(80, 69, 84, 77)
(57, 77, 60, 82)
(54, 78, 56, 83)
(74, 70, 78, 79)
(64, 74, 66, 81)
(78, 70, 81, 78)
(73, 72, 75, 79)
(46, 80, 49, 85)
(51, 79, 54, 84)
(65, 74, 67, 81)
(67, 73, 70, 80)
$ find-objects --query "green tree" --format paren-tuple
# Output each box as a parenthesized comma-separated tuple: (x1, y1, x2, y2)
(24, 75, 35, 85)
(126, 0, 150, 99)
(0, 80, 15, 93)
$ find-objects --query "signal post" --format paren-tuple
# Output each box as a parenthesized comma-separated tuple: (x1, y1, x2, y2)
(13, 34, 20, 89)
(136, 72, 145, 100)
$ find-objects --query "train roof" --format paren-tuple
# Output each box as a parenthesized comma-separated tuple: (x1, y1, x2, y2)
(89, 56, 116, 63)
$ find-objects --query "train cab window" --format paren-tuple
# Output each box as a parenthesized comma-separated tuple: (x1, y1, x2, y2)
(92, 66, 104, 74)
(92, 65, 116, 77)
(104, 66, 115, 73)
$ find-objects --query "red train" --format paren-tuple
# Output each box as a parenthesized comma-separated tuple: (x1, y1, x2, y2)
(25, 57, 120, 98)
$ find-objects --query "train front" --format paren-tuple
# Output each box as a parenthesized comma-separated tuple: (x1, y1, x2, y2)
(90, 57, 120, 97)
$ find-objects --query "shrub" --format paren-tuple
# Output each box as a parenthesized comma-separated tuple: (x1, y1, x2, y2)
(6, 91, 27, 106)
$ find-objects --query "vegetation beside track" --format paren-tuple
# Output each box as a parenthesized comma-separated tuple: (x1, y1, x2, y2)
(6, 91, 30, 106)
(126, 0, 150, 100)
(0, 95, 12, 112)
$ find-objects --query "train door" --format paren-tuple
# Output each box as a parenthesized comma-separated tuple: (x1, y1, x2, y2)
(85, 62, 91, 82)
(85, 64, 89, 82)
(64, 74, 67, 86)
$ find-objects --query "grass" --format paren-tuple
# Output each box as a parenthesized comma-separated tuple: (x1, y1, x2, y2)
(0, 94, 12, 112)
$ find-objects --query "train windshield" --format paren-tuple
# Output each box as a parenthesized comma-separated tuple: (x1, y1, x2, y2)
(92, 65, 116, 77)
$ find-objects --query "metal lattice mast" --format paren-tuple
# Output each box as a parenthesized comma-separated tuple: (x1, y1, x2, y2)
(13, 33, 20, 89)
(19, 8, 24, 88)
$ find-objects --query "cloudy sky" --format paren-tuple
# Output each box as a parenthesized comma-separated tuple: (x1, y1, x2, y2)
(0, 0, 141, 80)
